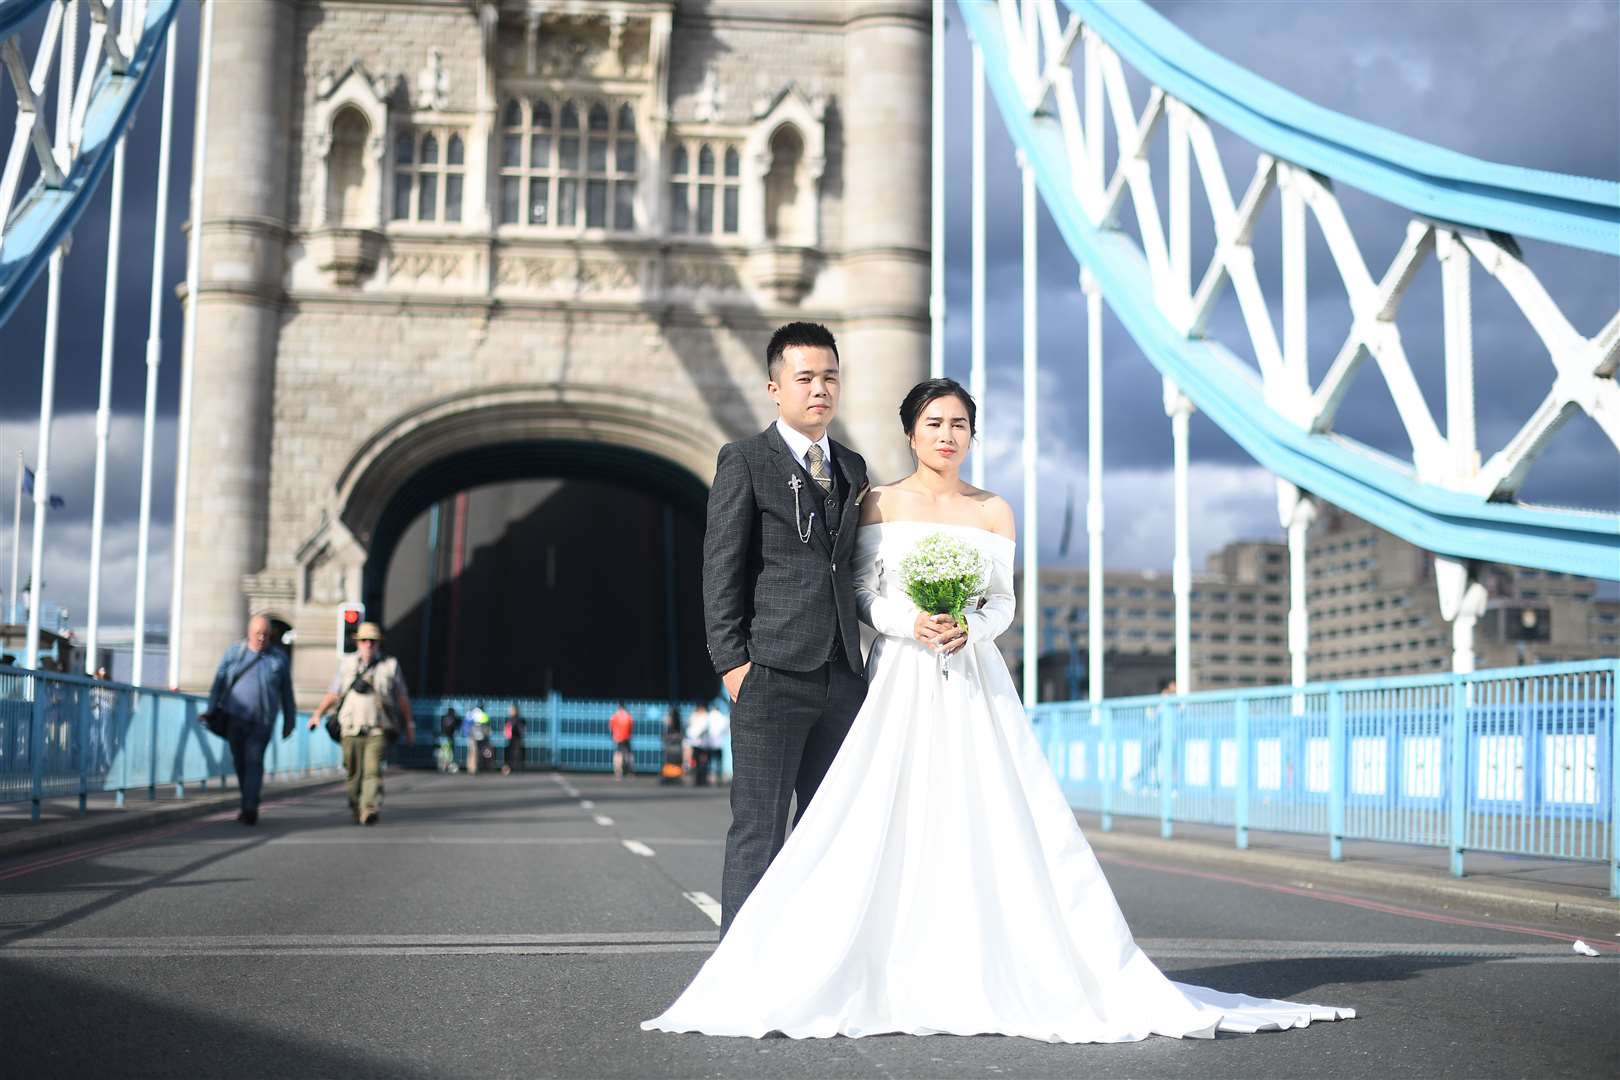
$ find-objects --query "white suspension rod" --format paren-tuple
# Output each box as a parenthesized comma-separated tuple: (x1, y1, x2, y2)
(24, 251, 63, 670)
(86, 135, 126, 673)
(1021, 155, 1038, 705)
(970, 41, 986, 490)
(929, 0, 945, 380)
(133, 18, 177, 687)
(1085, 272, 1102, 703)
(168, 0, 215, 689)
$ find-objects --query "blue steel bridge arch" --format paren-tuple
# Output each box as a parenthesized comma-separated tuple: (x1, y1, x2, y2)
(957, 0, 1620, 582)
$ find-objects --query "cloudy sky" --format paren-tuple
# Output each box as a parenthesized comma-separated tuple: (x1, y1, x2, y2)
(1, 0, 1616, 635)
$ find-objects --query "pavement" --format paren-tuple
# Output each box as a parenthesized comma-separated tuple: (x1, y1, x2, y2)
(0, 770, 1615, 1079)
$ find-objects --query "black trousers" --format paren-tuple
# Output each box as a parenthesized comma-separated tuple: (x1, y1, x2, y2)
(720, 658, 866, 936)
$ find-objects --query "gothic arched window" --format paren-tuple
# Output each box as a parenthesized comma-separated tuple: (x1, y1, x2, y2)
(668, 137, 741, 238)
(395, 124, 466, 224)
(499, 98, 637, 231)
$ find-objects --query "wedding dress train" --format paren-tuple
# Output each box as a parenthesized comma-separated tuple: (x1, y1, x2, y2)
(643, 521, 1353, 1042)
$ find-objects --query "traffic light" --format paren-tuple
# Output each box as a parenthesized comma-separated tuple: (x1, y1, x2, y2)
(338, 603, 365, 655)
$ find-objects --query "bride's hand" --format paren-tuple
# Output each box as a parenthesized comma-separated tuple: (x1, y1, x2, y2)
(913, 612, 955, 645)
(935, 621, 968, 656)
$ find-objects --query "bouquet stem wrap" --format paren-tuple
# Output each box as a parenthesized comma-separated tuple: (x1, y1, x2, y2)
(898, 533, 988, 680)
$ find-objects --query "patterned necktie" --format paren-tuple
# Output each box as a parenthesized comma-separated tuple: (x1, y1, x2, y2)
(806, 443, 833, 493)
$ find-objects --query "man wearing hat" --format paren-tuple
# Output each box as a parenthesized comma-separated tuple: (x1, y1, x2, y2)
(308, 621, 413, 825)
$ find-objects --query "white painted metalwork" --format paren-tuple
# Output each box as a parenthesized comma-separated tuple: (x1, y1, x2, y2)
(1163, 378, 1192, 696)
(968, 0, 1620, 677)
(168, 0, 214, 688)
(85, 0, 138, 673)
(1278, 481, 1316, 689)
(1084, 270, 1102, 703)
(1020, 154, 1038, 705)
(969, 42, 986, 490)
(929, 0, 945, 380)
(132, 17, 176, 687)
(24, 249, 64, 670)
(8, 451, 22, 625)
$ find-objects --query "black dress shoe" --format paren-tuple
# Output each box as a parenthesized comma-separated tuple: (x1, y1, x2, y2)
(240, 809, 258, 826)
(362, 811, 379, 826)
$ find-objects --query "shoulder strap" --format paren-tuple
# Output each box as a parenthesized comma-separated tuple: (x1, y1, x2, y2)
(221, 649, 265, 698)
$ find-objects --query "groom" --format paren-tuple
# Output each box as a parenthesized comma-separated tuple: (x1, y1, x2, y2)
(704, 321, 870, 936)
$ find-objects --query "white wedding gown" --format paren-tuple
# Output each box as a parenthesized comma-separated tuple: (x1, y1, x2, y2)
(644, 521, 1353, 1042)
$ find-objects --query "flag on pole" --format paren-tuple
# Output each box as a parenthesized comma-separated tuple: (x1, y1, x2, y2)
(21, 467, 65, 510)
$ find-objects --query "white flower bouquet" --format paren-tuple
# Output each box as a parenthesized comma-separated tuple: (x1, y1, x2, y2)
(898, 532, 987, 678)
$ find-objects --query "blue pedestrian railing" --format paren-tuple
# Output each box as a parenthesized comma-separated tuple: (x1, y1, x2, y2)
(0, 664, 343, 822)
(408, 694, 731, 778)
(1028, 659, 1620, 897)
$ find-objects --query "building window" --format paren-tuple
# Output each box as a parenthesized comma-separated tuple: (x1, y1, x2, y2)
(670, 139, 741, 237)
(499, 98, 635, 231)
(393, 126, 466, 223)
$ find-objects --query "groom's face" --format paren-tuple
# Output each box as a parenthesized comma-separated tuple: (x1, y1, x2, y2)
(768, 345, 841, 437)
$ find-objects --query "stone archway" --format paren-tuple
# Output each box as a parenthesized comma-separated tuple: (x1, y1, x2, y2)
(277, 383, 727, 702)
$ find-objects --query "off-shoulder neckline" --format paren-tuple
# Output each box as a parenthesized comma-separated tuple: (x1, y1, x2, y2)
(857, 519, 1015, 545)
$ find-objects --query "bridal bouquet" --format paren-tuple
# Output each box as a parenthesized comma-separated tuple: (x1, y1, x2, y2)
(898, 532, 987, 678)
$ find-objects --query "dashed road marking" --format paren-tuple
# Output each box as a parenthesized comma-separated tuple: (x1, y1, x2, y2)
(593, 815, 614, 827)
(579, 800, 596, 810)
(683, 891, 722, 926)
(621, 840, 655, 857)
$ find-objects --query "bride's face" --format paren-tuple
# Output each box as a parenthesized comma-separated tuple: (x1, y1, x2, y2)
(909, 395, 973, 473)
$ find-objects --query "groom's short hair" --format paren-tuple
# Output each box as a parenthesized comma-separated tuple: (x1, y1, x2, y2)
(766, 322, 839, 380)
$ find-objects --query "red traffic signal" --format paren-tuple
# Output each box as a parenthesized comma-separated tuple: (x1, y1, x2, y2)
(337, 603, 366, 654)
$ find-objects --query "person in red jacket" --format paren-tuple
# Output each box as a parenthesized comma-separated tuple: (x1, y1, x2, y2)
(609, 702, 635, 780)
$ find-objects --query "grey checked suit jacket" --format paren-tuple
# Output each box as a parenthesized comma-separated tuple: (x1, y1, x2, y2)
(703, 424, 870, 677)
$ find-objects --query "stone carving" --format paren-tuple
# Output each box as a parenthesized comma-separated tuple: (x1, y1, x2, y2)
(496, 256, 572, 289)
(694, 68, 724, 123)
(306, 549, 347, 605)
(504, 14, 648, 80)
(668, 259, 742, 292)
(390, 251, 464, 283)
(576, 258, 640, 292)
(414, 47, 450, 111)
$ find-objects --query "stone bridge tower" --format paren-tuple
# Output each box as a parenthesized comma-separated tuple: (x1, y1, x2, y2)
(177, 0, 930, 701)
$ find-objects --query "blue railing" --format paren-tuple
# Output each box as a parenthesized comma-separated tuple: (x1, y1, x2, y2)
(1028, 659, 1620, 896)
(408, 695, 731, 777)
(0, 664, 342, 821)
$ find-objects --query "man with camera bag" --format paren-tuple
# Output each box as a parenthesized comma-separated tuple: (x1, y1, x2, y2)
(204, 614, 298, 826)
(308, 622, 413, 825)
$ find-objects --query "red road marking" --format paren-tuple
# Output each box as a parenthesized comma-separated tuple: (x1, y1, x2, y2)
(1097, 850, 1620, 953)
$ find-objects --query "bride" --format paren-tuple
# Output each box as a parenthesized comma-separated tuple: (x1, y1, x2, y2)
(643, 378, 1353, 1042)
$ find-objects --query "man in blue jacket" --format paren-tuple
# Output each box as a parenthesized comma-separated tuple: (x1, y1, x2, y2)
(206, 614, 298, 825)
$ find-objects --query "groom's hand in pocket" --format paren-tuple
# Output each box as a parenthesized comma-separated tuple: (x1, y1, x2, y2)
(723, 663, 752, 702)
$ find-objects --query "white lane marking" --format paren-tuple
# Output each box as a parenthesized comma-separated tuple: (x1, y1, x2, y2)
(683, 891, 722, 926)
(579, 800, 596, 810)
(0, 931, 720, 959)
(621, 840, 655, 857)
(593, 815, 614, 827)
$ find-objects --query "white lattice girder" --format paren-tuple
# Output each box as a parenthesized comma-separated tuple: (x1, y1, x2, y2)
(988, 0, 1618, 509)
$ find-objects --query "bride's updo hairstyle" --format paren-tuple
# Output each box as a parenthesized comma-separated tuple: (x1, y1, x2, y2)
(899, 378, 978, 439)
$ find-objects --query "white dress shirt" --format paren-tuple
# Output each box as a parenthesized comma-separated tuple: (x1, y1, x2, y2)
(775, 417, 833, 478)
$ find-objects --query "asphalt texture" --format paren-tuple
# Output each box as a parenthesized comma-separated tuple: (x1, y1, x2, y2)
(0, 770, 1615, 1079)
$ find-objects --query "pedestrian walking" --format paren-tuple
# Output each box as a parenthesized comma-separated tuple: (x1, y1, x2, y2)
(660, 705, 686, 785)
(204, 614, 298, 826)
(686, 703, 711, 787)
(503, 703, 525, 775)
(437, 707, 460, 772)
(307, 622, 413, 825)
(466, 703, 492, 775)
(609, 701, 634, 779)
